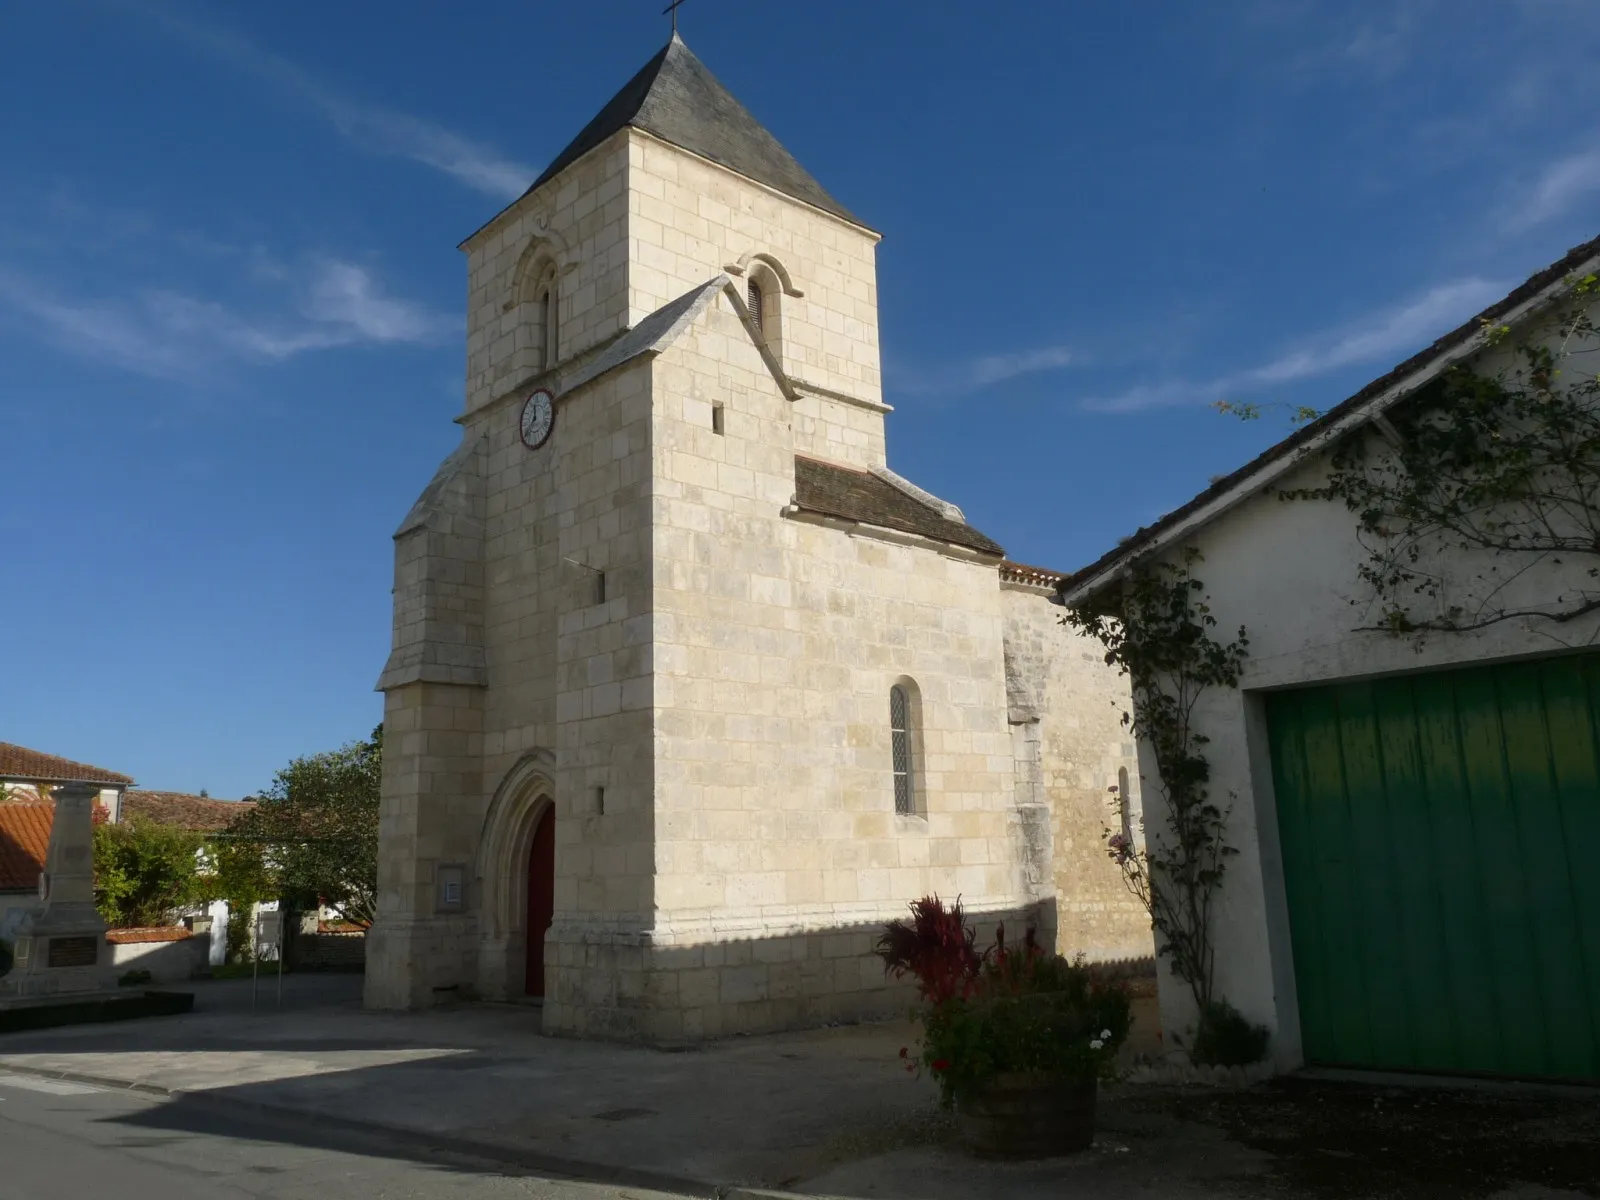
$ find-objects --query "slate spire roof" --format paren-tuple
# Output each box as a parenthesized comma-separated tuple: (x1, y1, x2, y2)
(525, 33, 865, 229)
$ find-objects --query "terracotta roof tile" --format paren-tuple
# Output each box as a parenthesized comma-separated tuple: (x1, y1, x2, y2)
(105, 926, 192, 944)
(0, 742, 133, 786)
(792, 456, 1004, 556)
(123, 791, 256, 832)
(999, 560, 1067, 588)
(0, 804, 52, 892)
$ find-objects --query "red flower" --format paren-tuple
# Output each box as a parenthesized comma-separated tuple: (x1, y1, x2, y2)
(898, 1046, 908, 1058)
(931, 1058, 951, 1072)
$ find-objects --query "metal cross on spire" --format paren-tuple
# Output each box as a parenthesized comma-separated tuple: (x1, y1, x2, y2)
(663, 0, 687, 33)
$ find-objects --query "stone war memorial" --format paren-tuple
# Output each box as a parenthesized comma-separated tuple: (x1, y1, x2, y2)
(0, 783, 116, 1007)
(366, 33, 1151, 1040)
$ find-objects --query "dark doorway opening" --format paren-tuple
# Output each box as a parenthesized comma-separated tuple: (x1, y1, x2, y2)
(524, 807, 555, 997)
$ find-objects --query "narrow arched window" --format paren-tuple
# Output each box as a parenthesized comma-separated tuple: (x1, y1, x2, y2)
(1117, 766, 1134, 844)
(890, 685, 914, 815)
(542, 284, 559, 366)
(539, 292, 551, 368)
(746, 278, 764, 333)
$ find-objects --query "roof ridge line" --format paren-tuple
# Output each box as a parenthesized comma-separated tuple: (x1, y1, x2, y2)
(869, 465, 966, 522)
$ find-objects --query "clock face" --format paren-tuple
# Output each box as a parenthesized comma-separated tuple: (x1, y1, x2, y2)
(520, 389, 554, 449)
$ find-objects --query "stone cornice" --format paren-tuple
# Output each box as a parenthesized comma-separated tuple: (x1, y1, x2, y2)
(790, 377, 892, 414)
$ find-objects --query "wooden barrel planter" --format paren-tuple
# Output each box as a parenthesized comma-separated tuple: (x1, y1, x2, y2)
(956, 1072, 1097, 1159)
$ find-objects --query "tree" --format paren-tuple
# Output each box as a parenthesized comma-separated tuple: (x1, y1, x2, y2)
(198, 826, 276, 961)
(94, 820, 205, 928)
(226, 726, 381, 925)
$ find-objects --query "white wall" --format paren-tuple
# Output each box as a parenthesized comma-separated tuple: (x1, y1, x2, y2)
(1124, 297, 1600, 1067)
(109, 935, 209, 983)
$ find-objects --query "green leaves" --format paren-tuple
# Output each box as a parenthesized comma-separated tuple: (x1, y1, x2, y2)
(94, 821, 206, 928)
(1064, 554, 1246, 1012)
(1292, 287, 1600, 637)
(225, 725, 381, 925)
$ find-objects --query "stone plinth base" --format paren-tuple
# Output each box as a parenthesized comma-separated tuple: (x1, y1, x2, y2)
(364, 915, 478, 1009)
(543, 904, 1047, 1044)
(2, 910, 115, 1004)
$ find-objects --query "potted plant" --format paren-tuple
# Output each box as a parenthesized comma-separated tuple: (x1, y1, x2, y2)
(878, 896, 1131, 1158)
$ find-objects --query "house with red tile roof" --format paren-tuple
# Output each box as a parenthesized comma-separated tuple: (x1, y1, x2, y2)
(123, 790, 257, 833)
(0, 743, 255, 958)
(0, 740, 133, 820)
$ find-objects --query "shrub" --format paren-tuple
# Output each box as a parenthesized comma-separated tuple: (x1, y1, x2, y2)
(1191, 999, 1270, 1066)
(879, 897, 1133, 1108)
(117, 968, 153, 987)
(94, 820, 204, 928)
(875, 894, 983, 1004)
(225, 906, 255, 964)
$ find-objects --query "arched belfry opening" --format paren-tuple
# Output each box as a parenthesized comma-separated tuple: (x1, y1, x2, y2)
(476, 752, 558, 1002)
(739, 256, 787, 364)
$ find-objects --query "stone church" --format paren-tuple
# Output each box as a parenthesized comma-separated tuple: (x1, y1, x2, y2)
(366, 34, 1150, 1040)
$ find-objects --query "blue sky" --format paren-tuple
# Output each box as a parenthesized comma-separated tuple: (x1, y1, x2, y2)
(3, 0, 1598, 798)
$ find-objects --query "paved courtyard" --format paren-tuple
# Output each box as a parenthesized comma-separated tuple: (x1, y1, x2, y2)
(0, 976, 1593, 1199)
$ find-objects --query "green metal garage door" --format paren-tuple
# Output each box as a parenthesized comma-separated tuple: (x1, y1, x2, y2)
(1266, 654, 1600, 1082)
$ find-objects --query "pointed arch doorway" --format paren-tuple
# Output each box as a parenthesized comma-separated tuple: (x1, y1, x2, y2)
(524, 807, 555, 997)
(476, 751, 558, 1003)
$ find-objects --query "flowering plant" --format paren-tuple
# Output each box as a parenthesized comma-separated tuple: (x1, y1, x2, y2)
(878, 897, 1132, 1108)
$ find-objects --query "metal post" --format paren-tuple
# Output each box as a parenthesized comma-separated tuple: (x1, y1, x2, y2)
(252, 953, 259, 1010)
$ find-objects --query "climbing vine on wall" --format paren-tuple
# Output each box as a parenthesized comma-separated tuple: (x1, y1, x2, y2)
(1062, 549, 1248, 1013)
(1227, 272, 1600, 640)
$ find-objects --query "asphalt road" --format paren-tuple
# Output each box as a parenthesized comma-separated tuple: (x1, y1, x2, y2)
(0, 1068, 695, 1200)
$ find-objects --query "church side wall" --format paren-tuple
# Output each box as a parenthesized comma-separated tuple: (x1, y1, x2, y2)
(999, 586, 1153, 967)
(634, 309, 1033, 1041)
(625, 132, 887, 468)
(464, 139, 633, 417)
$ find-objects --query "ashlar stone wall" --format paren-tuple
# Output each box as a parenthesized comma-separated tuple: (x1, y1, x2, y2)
(1000, 581, 1153, 965)
(599, 298, 1039, 1042)
(462, 138, 633, 416)
(476, 355, 659, 1031)
(626, 132, 888, 470)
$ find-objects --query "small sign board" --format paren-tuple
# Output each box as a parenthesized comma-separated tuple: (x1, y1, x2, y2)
(254, 910, 283, 956)
(437, 864, 465, 912)
(47, 936, 99, 969)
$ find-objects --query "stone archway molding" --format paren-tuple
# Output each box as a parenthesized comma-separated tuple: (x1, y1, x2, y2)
(475, 748, 556, 941)
(723, 250, 804, 296)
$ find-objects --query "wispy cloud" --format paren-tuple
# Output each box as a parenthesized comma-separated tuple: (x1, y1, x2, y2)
(1085, 276, 1506, 414)
(1335, 0, 1434, 76)
(0, 259, 456, 380)
(894, 344, 1077, 397)
(1507, 144, 1600, 232)
(116, 2, 533, 200)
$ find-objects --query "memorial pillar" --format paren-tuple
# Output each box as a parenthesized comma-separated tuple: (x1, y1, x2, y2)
(0, 782, 114, 1003)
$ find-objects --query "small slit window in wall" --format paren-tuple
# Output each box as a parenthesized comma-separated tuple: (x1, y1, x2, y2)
(891, 684, 915, 815)
(543, 285, 559, 365)
(1117, 766, 1133, 844)
(747, 278, 763, 332)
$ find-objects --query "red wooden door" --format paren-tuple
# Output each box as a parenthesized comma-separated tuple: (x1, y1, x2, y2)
(524, 808, 555, 997)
